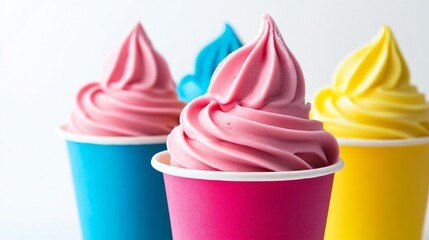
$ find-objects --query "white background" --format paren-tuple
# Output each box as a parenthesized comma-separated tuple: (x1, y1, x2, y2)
(1, 0, 429, 239)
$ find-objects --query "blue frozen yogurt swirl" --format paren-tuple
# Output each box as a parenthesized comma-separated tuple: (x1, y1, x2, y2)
(178, 24, 243, 103)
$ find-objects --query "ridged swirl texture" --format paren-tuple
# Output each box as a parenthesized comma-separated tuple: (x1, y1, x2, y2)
(177, 24, 243, 103)
(167, 14, 339, 171)
(68, 23, 185, 136)
(312, 26, 429, 139)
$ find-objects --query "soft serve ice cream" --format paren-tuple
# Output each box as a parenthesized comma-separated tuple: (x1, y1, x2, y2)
(178, 24, 243, 103)
(68, 23, 185, 136)
(312, 26, 429, 139)
(167, 14, 339, 171)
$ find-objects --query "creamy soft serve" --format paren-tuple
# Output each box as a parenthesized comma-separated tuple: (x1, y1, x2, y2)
(69, 23, 185, 136)
(312, 26, 429, 139)
(167, 15, 339, 171)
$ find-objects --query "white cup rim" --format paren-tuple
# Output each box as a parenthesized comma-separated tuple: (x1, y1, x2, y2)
(337, 137, 429, 147)
(151, 151, 344, 182)
(56, 125, 167, 145)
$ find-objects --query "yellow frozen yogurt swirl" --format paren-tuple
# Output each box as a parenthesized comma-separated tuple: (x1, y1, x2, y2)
(312, 26, 429, 139)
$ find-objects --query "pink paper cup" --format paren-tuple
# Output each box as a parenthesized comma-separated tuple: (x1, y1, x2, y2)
(151, 151, 344, 240)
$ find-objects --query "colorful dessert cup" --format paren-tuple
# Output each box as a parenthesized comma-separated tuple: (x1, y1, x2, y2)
(58, 126, 172, 240)
(60, 22, 184, 240)
(325, 138, 429, 240)
(311, 26, 429, 240)
(152, 151, 343, 240)
(163, 14, 341, 240)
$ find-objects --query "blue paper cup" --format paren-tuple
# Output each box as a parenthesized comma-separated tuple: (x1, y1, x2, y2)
(58, 126, 172, 240)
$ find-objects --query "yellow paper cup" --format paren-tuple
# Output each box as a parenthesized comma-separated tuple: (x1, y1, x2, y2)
(325, 137, 429, 240)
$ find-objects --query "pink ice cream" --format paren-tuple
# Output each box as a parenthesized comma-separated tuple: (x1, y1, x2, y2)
(68, 23, 185, 136)
(167, 15, 339, 171)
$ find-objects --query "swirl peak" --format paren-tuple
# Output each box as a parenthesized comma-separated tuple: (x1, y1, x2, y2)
(208, 14, 306, 114)
(102, 22, 176, 91)
(334, 25, 410, 97)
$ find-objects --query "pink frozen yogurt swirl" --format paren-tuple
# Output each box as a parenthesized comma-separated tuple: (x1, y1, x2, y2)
(68, 23, 185, 136)
(167, 15, 339, 171)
